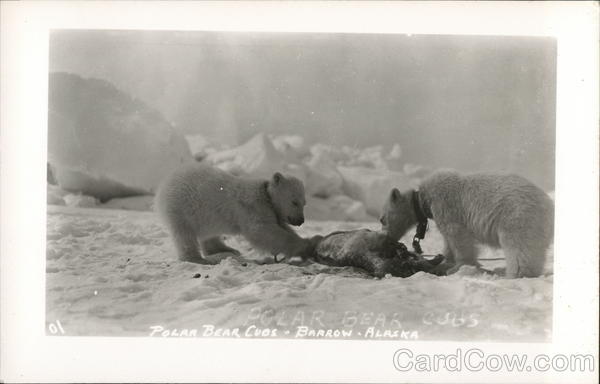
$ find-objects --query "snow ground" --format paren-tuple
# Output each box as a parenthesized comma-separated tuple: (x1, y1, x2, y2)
(46, 205, 553, 341)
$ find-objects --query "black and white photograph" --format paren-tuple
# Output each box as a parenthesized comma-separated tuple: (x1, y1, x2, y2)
(45, 29, 556, 340)
(1, 2, 598, 383)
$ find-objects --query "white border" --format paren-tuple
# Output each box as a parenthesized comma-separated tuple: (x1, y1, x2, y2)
(1, 1, 598, 383)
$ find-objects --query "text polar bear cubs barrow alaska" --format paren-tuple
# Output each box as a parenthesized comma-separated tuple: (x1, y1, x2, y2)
(380, 170, 554, 278)
(155, 164, 314, 264)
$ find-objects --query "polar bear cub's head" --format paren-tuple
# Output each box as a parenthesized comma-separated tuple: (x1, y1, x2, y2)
(268, 172, 306, 226)
(380, 188, 415, 241)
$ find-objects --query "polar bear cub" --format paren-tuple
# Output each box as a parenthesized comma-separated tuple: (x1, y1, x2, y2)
(380, 170, 554, 278)
(155, 164, 313, 264)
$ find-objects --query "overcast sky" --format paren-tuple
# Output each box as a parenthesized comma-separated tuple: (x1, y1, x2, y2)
(49, 30, 556, 189)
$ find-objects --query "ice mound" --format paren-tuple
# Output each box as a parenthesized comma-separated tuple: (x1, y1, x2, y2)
(310, 143, 351, 164)
(305, 195, 372, 222)
(50, 168, 148, 201)
(338, 166, 415, 216)
(204, 133, 307, 182)
(344, 145, 389, 169)
(271, 135, 311, 160)
(47, 184, 68, 206)
(64, 193, 99, 208)
(403, 163, 433, 183)
(101, 195, 155, 211)
(184, 134, 224, 161)
(385, 144, 404, 171)
(309, 142, 405, 171)
(305, 151, 344, 198)
(48, 73, 193, 201)
(387, 143, 402, 161)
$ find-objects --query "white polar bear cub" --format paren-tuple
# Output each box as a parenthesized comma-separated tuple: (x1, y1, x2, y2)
(155, 164, 313, 264)
(380, 170, 554, 278)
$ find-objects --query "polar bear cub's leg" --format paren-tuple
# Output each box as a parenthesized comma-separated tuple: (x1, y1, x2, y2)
(440, 223, 480, 275)
(200, 237, 240, 256)
(167, 220, 205, 263)
(429, 238, 457, 275)
(499, 230, 546, 278)
(243, 223, 311, 260)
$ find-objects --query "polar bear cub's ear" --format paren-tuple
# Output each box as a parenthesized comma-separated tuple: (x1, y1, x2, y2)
(272, 172, 284, 185)
(390, 188, 403, 203)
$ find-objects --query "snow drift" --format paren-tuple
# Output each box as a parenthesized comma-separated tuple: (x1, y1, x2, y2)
(48, 73, 193, 200)
(46, 205, 553, 340)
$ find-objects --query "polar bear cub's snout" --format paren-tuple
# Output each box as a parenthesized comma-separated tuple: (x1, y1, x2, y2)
(267, 172, 306, 227)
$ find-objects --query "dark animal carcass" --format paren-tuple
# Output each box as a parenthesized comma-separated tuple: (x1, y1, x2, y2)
(309, 229, 450, 278)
